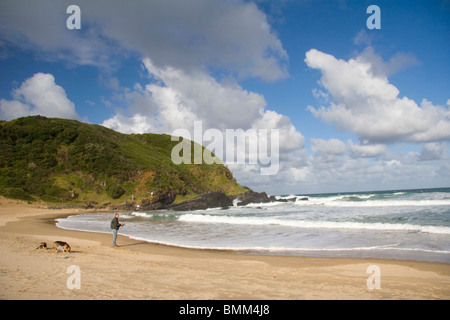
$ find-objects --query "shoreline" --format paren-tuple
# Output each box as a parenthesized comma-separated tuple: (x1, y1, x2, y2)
(55, 212, 450, 264)
(1, 197, 449, 299)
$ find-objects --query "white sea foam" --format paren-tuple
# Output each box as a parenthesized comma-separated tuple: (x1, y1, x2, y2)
(292, 196, 450, 207)
(236, 193, 450, 208)
(178, 213, 450, 234)
(312, 199, 450, 207)
(131, 211, 152, 218)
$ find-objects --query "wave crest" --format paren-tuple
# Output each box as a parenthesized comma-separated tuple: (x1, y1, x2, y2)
(179, 214, 450, 234)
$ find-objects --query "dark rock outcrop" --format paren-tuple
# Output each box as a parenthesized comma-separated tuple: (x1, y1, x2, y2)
(168, 192, 233, 211)
(274, 197, 297, 203)
(232, 190, 274, 206)
(231, 190, 305, 206)
(123, 189, 306, 212)
(139, 192, 177, 211)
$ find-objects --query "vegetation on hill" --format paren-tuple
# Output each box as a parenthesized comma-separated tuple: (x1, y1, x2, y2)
(0, 116, 247, 207)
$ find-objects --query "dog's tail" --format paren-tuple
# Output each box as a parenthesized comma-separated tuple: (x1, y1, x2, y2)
(34, 242, 47, 250)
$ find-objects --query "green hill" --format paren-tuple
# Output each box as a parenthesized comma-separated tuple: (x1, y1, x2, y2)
(0, 116, 247, 208)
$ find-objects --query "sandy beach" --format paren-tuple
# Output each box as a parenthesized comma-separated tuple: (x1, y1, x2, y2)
(0, 196, 449, 300)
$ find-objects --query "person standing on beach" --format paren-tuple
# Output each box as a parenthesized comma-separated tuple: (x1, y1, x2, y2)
(110, 213, 123, 247)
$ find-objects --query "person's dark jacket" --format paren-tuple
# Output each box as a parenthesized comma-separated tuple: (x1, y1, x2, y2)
(110, 217, 121, 230)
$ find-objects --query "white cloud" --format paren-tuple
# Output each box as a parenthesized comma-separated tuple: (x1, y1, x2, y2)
(356, 46, 419, 77)
(305, 49, 450, 144)
(312, 89, 330, 104)
(289, 151, 449, 195)
(1, 0, 288, 80)
(252, 110, 304, 152)
(142, 58, 265, 132)
(311, 138, 346, 155)
(96, 0, 288, 80)
(103, 59, 304, 152)
(311, 138, 387, 158)
(353, 29, 373, 46)
(420, 142, 447, 161)
(0, 73, 79, 121)
(101, 113, 153, 135)
(348, 141, 387, 158)
(0, 100, 31, 121)
(0, 1, 119, 69)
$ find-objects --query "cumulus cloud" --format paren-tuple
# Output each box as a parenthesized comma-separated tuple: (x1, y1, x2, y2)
(420, 142, 447, 161)
(311, 138, 346, 156)
(101, 58, 257, 134)
(284, 148, 449, 195)
(311, 138, 387, 158)
(348, 141, 387, 158)
(305, 49, 450, 144)
(251, 110, 304, 152)
(142, 58, 265, 132)
(0, 1, 118, 69)
(94, 0, 288, 80)
(101, 113, 153, 135)
(0, 0, 288, 80)
(102, 58, 303, 150)
(356, 46, 419, 77)
(0, 73, 79, 121)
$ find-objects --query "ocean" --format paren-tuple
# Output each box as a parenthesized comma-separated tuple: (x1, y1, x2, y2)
(56, 188, 450, 263)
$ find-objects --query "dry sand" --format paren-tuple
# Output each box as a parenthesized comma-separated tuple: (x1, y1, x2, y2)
(1, 196, 449, 300)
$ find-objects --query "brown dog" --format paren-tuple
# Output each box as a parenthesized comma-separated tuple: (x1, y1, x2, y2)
(53, 241, 71, 253)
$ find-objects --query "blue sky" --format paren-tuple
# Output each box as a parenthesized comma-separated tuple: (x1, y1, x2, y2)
(0, 0, 449, 194)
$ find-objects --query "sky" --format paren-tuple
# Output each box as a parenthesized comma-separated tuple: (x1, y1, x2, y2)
(0, 0, 449, 195)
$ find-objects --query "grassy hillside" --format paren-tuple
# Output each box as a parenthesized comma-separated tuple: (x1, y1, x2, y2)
(0, 116, 246, 206)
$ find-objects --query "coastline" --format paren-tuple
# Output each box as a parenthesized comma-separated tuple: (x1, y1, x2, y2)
(1, 197, 449, 300)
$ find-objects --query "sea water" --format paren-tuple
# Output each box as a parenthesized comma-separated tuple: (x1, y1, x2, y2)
(56, 188, 450, 263)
